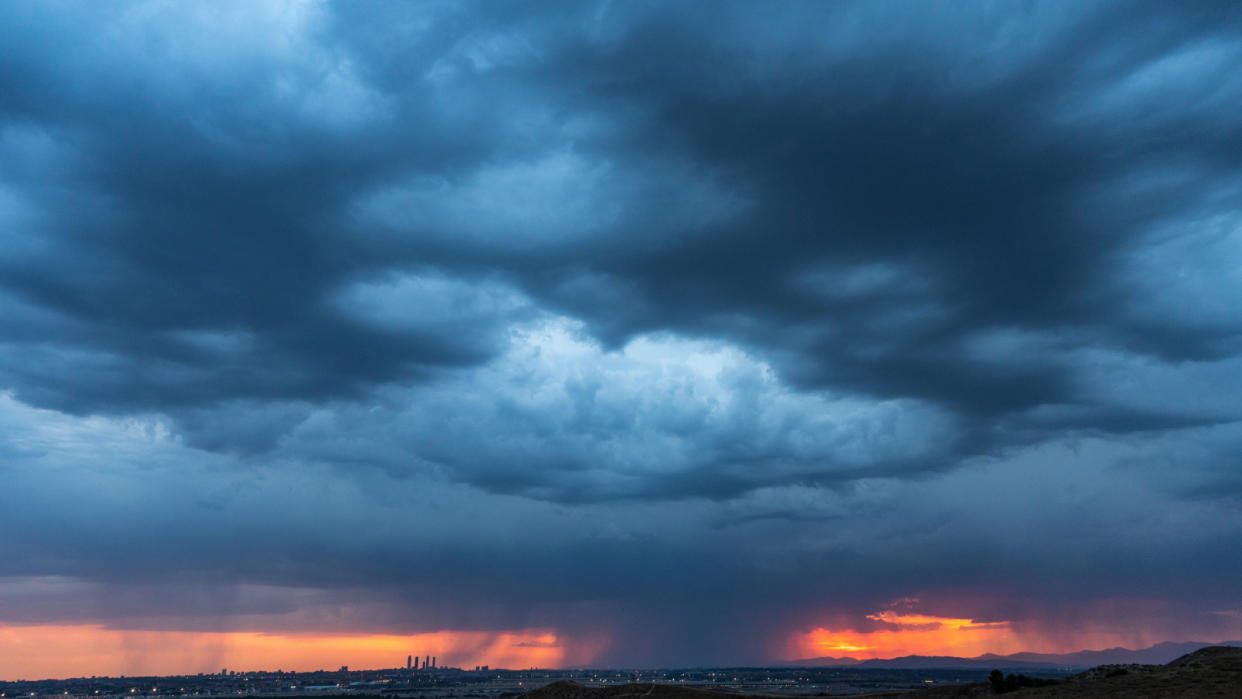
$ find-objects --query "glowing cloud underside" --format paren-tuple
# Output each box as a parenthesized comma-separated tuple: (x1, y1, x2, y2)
(789, 611, 1021, 660)
(0, 625, 608, 680)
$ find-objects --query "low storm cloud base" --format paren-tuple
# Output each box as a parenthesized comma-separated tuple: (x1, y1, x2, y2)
(1, 0, 1241, 677)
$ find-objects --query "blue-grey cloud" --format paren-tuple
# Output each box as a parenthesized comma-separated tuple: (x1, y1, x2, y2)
(1, 0, 1241, 669)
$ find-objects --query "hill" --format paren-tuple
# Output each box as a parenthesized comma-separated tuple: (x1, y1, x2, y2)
(521, 680, 739, 699)
(523, 647, 1242, 698)
(852, 645, 1242, 697)
(790, 640, 1242, 670)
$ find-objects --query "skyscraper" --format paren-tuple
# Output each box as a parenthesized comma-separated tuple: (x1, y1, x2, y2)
(407, 655, 411, 670)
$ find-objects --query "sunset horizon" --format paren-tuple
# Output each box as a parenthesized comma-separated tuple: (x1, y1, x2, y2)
(3, 622, 1240, 682)
(3, 604, 1240, 681)
(2, 0, 1241, 692)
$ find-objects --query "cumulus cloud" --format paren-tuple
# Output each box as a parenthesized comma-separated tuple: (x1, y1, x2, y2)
(276, 317, 959, 500)
(1, 0, 1241, 670)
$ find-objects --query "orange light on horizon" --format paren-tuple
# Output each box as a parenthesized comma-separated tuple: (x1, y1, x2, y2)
(865, 611, 1009, 631)
(0, 624, 609, 681)
(788, 610, 1022, 660)
(818, 643, 873, 653)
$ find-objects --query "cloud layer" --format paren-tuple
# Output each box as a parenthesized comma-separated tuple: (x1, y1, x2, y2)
(1, 0, 1241, 674)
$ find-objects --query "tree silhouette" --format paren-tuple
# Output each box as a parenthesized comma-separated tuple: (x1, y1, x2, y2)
(988, 669, 1005, 693)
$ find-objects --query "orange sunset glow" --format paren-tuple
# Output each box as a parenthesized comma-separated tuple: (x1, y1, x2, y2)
(788, 610, 1023, 660)
(0, 625, 609, 681)
(785, 608, 1173, 661)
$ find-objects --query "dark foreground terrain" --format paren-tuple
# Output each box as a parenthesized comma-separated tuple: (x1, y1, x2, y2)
(880, 645, 1242, 698)
(522, 647, 1242, 698)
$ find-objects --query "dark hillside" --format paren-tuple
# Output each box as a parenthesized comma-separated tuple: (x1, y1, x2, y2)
(524, 681, 741, 699)
(522, 647, 1242, 699)
(854, 645, 1242, 697)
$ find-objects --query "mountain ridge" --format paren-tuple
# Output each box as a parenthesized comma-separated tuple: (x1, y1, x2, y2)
(787, 639, 1242, 669)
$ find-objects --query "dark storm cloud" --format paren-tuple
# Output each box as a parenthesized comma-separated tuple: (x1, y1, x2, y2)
(0, 2, 525, 421)
(2, 0, 1240, 463)
(2, 0, 1242, 668)
(511, 2, 1242, 409)
(3, 399, 1241, 665)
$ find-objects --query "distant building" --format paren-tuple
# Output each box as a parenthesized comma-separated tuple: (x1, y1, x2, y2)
(407, 656, 412, 670)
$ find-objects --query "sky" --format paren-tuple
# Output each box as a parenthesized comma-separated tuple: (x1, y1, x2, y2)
(1, 0, 1242, 680)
